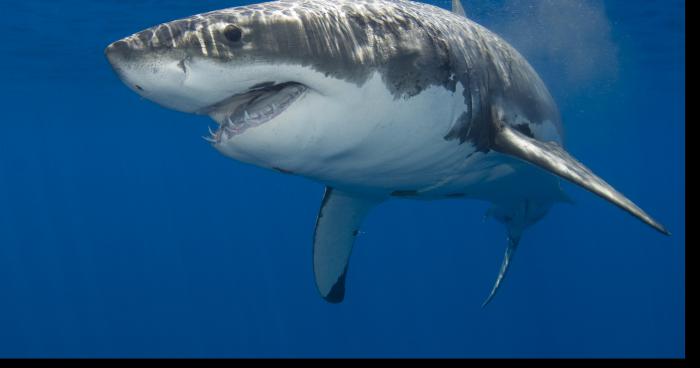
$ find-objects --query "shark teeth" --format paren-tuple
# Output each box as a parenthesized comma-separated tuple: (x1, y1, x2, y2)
(202, 125, 222, 144)
(214, 82, 308, 140)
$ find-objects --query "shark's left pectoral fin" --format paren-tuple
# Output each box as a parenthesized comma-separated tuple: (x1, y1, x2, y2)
(313, 188, 383, 303)
(490, 117, 670, 236)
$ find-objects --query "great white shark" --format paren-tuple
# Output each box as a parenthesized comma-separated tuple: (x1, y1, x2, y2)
(105, 0, 670, 305)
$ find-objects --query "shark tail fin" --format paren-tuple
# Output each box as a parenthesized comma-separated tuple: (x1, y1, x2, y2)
(490, 113, 670, 236)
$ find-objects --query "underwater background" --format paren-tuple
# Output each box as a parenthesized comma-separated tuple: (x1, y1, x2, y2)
(0, 0, 684, 358)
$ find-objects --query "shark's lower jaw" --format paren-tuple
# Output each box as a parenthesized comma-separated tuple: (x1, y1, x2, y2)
(208, 82, 308, 142)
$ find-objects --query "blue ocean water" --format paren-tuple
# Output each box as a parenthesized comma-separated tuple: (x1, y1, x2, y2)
(0, 0, 684, 358)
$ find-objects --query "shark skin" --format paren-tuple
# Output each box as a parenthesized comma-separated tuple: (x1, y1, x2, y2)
(105, 0, 670, 304)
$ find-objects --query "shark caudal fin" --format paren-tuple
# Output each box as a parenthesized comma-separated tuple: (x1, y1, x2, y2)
(313, 188, 383, 303)
(489, 112, 670, 236)
(452, 0, 467, 17)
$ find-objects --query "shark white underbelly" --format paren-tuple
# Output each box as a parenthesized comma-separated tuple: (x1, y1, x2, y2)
(212, 67, 562, 205)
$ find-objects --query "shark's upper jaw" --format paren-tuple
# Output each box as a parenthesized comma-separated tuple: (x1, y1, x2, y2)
(204, 81, 309, 142)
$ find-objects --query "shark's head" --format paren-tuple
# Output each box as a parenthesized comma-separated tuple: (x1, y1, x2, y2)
(105, 1, 407, 172)
(104, 0, 455, 175)
(105, 2, 331, 117)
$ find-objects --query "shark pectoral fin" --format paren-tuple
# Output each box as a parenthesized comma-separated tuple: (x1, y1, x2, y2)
(313, 187, 383, 303)
(452, 0, 467, 17)
(491, 119, 670, 236)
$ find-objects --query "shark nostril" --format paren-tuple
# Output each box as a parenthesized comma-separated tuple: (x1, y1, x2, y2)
(135, 85, 144, 91)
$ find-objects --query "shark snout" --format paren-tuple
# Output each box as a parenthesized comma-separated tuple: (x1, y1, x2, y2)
(105, 41, 132, 84)
(104, 39, 145, 70)
(105, 37, 217, 113)
(105, 42, 154, 102)
(105, 40, 130, 59)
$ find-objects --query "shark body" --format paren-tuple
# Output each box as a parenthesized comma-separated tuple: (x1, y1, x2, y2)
(106, 0, 669, 304)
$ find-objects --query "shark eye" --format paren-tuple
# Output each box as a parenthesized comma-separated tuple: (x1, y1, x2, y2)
(223, 25, 243, 43)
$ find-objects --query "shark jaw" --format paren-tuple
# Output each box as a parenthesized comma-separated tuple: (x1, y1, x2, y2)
(204, 82, 309, 143)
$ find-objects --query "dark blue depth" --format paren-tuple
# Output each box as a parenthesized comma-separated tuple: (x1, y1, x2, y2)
(0, 0, 685, 358)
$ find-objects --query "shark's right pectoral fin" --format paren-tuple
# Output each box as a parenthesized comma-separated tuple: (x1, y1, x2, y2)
(313, 188, 383, 303)
(490, 117, 670, 236)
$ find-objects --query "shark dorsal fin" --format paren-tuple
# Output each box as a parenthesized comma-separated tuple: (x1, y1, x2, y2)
(452, 0, 467, 17)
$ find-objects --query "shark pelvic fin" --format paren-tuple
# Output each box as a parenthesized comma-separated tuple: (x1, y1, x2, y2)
(483, 234, 520, 308)
(452, 0, 467, 17)
(482, 200, 552, 306)
(313, 187, 383, 303)
(490, 110, 670, 236)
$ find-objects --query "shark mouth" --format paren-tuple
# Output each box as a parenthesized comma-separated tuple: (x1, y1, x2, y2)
(205, 82, 308, 142)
